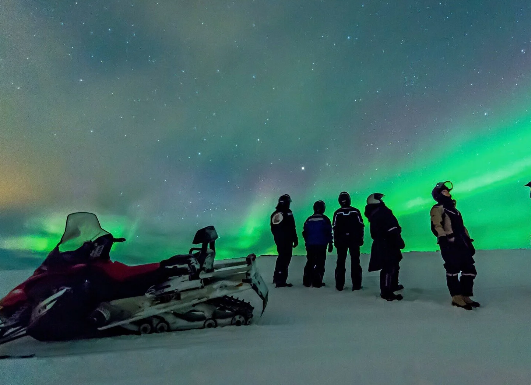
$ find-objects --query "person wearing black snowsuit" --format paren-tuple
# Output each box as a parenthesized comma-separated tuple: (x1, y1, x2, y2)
(302, 200, 333, 288)
(332, 192, 365, 291)
(271, 194, 298, 287)
(430, 181, 479, 310)
(364, 193, 405, 301)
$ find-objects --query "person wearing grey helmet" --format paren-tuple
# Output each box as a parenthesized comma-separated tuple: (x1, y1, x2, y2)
(271, 194, 298, 288)
(364, 193, 405, 301)
(430, 181, 479, 310)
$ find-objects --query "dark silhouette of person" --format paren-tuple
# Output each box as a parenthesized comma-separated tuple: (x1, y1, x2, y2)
(364, 193, 405, 301)
(302, 200, 333, 288)
(430, 181, 479, 310)
(271, 194, 298, 287)
(332, 192, 364, 291)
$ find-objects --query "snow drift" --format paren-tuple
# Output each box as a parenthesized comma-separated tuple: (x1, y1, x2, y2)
(1, 250, 530, 385)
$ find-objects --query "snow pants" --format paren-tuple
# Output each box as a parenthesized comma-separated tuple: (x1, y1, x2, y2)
(335, 245, 362, 290)
(303, 245, 327, 287)
(440, 242, 476, 297)
(444, 262, 477, 297)
(380, 262, 401, 297)
(273, 243, 293, 285)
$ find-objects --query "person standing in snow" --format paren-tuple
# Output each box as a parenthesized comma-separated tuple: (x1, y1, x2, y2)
(332, 192, 365, 291)
(271, 194, 298, 288)
(364, 193, 405, 301)
(526, 182, 531, 245)
(302, 200, 333, 288)
(430, 181, 479, 310)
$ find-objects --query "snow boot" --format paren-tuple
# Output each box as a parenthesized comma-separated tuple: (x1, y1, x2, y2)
(352, 285, 362, 291)
(463, 296, 480, 308)
(275, 282, 293, 288)
(451, 295, 473, 310)
(393, 284, 404, 291)
(380, 293, 403, 301)
(335, 269, 345, 292)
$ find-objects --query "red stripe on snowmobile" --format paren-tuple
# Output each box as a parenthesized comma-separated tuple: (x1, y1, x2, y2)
(94, 261, 160, 282)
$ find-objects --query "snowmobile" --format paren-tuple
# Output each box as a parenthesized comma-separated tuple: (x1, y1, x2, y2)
(0, 212, 268, 345)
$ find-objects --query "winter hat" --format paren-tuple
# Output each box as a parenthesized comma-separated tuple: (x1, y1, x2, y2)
(313, 200, 326, 214)
(367, 193, 384, 205)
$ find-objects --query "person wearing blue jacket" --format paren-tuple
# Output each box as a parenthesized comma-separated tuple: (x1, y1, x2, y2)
(302, 200, 333, 288)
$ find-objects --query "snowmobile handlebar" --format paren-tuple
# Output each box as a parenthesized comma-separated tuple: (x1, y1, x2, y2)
(112, 238, 126, 243)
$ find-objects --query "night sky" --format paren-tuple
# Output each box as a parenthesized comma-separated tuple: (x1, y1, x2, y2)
(1, 1, 531, 268)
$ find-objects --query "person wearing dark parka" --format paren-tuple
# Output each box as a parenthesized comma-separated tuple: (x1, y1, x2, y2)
(364, 193, 405, 301)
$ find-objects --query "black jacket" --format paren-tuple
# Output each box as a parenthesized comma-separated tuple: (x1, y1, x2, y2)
(364, 203, 405, 272)
(332, 206, 364, 247)
(271, 208, 298, 245)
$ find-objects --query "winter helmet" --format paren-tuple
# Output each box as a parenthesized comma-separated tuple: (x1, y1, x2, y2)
(338, 191, 351, 207)
(313, 200, 326, 214)
(431, 181, 453, 202)
(367, 193, 384, 205)
(277, 194, 292, 208)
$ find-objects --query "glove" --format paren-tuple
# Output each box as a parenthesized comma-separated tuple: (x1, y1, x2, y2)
(328, 243, 333, 253)
(447, 233, 455, 243)
(397, 236, 405, 250)
(293, 239, 298, 248)
(438, 236, 449, 248)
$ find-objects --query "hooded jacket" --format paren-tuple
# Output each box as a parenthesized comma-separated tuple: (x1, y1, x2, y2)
(364, 203, 404, 272)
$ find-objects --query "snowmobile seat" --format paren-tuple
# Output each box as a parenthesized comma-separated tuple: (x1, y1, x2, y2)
(96, 261, 161, 282)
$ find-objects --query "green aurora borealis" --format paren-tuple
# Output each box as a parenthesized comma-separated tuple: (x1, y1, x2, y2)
(1, 1, 531, 268)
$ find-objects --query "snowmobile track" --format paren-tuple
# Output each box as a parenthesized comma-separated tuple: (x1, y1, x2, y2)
(207, 295, 254, 322)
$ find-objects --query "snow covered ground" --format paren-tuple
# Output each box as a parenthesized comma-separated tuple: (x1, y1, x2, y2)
(1, 250, 531, 385)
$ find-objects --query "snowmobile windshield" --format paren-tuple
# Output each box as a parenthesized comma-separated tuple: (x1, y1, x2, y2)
(58, 212, 110, 253)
